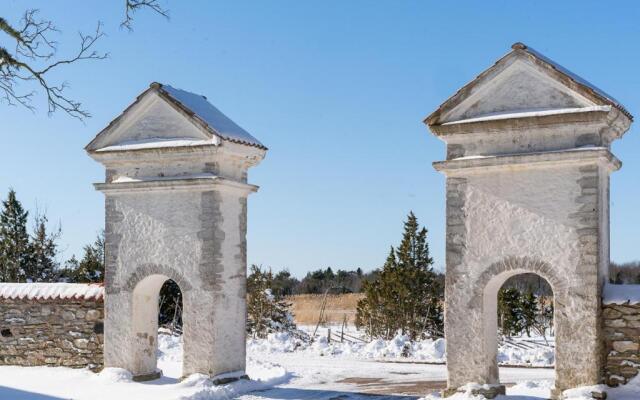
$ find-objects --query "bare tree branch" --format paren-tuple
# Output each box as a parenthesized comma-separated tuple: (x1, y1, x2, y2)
(122, 0, 169, 31)
(0, 10, 107, 120)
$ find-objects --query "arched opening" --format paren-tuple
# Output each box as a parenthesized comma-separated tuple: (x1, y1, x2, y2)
(157, 279, 183, 379)
(483, 270, 555, 390)
(131, 275, 184, 381)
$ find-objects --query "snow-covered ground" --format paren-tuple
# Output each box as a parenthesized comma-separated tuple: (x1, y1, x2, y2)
(0, 330, 635, 399)
(252, 325, 555, 367)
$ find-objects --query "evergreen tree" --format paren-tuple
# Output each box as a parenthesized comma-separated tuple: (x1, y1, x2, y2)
(59, 255, 80, 282)
(271, 269, 299, 297)
(498, 288, 524, 337)
(356, 212, 443, 339)
(75, 231, 104, 283)
(0, 190, 30, 282)
(520, 291, 538, 337)
(25, 213, 60, 282)
(247, 265, 295, 338)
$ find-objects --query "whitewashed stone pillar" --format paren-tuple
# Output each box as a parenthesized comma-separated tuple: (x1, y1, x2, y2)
(86, 83, 266, 380)
(425, 43, 632, 397)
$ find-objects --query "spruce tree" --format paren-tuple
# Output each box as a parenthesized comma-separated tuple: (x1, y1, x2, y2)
(25, 213, 60, 282)
(0, 190, 30, 282)
(356, 212, 443, 340)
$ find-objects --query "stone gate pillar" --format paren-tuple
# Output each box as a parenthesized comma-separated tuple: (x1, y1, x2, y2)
(86, 83, 266, 380)
(425, 43, 632, 396)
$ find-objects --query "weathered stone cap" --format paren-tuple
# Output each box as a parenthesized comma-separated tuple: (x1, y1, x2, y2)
(0, 283, 104, 301)
(425, 42, 633, 126)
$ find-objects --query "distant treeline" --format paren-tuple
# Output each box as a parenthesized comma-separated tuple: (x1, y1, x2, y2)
(268, 266, 445, 297)
(610, 261, 640, 284)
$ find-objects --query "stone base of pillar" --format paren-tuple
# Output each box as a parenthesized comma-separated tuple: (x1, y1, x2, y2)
(443, 384, 506, 399)
(132, 370, 162, 382)
(211, 374, 249, 385)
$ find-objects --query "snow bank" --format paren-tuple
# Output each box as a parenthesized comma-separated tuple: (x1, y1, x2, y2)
(359, 334, 446, 361)
(95, 368, 133, 383)
(498, 344, 555, 367)
(603, 283, 640, 305)
(247, 331, 553, 367)
(563, 374, 640, 400)
(178, 360, 291, 400)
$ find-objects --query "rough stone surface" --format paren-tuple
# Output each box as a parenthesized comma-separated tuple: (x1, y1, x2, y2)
(86, 84, 266, 379)
(0, 298, 103, 370)
(603, 303, 640, 386)
(426, 44, 632, 397)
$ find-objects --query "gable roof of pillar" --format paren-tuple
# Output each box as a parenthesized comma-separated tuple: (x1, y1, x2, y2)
(425, 42, 632, 133)
(85, 82, 266, 153)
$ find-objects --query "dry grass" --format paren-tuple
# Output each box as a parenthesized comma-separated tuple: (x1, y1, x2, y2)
(287, 293, 364, 326)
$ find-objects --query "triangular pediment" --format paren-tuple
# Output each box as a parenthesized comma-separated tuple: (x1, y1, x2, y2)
(426, 43, 631, 126)
(86, 87, 213, 152)
(86, 83, 266, 152)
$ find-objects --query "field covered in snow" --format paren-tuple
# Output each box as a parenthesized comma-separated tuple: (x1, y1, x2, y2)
(0, 329, 636, 399)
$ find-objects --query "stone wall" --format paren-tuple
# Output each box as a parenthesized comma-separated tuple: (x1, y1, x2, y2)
(603, 303, 640, 386)
(0, 298, 103, 370)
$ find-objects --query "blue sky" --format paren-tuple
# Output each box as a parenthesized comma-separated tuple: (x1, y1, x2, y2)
(2, 1, 640, 277)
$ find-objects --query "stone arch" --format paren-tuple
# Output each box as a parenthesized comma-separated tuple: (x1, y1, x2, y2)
(471, 256, 569, 305)
(123, 264, 194, 293)
(124, 264, 193, 380)
(474, 256, 568, 391)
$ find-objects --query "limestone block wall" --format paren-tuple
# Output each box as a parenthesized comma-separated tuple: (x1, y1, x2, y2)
(602, 288, 640, 386)
(0, 298, 104, 370)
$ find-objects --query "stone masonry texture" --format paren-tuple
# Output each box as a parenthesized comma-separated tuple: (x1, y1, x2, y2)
(0, 298, 103, 370)
(603, 304, 640, 386)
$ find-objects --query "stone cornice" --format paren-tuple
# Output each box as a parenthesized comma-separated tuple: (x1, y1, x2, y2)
(87, 142, 266, 169)
(430, 108, 618, 137)
(433, 148, 621, 174)
(94, 176, 258, 195)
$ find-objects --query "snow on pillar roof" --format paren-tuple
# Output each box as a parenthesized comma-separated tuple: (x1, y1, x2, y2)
(0, 283, 104, 301)
(85, 82, 266, 153)
(156, 83, 265, 149)
(425, 42, 632, 130)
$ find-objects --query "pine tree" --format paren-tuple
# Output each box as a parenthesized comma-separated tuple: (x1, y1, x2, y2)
(356, 212, 443, 340)
(75, 231, 104, 283)
(246, 265, 295, 338)
(0, 190, 30, 282)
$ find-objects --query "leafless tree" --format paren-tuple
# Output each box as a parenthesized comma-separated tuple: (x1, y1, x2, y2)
(122, 0, 169, 31)
(0, 1, 168, 121)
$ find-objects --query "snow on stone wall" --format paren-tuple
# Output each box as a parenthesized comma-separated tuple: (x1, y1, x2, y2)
(0, 283, 104, 301)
